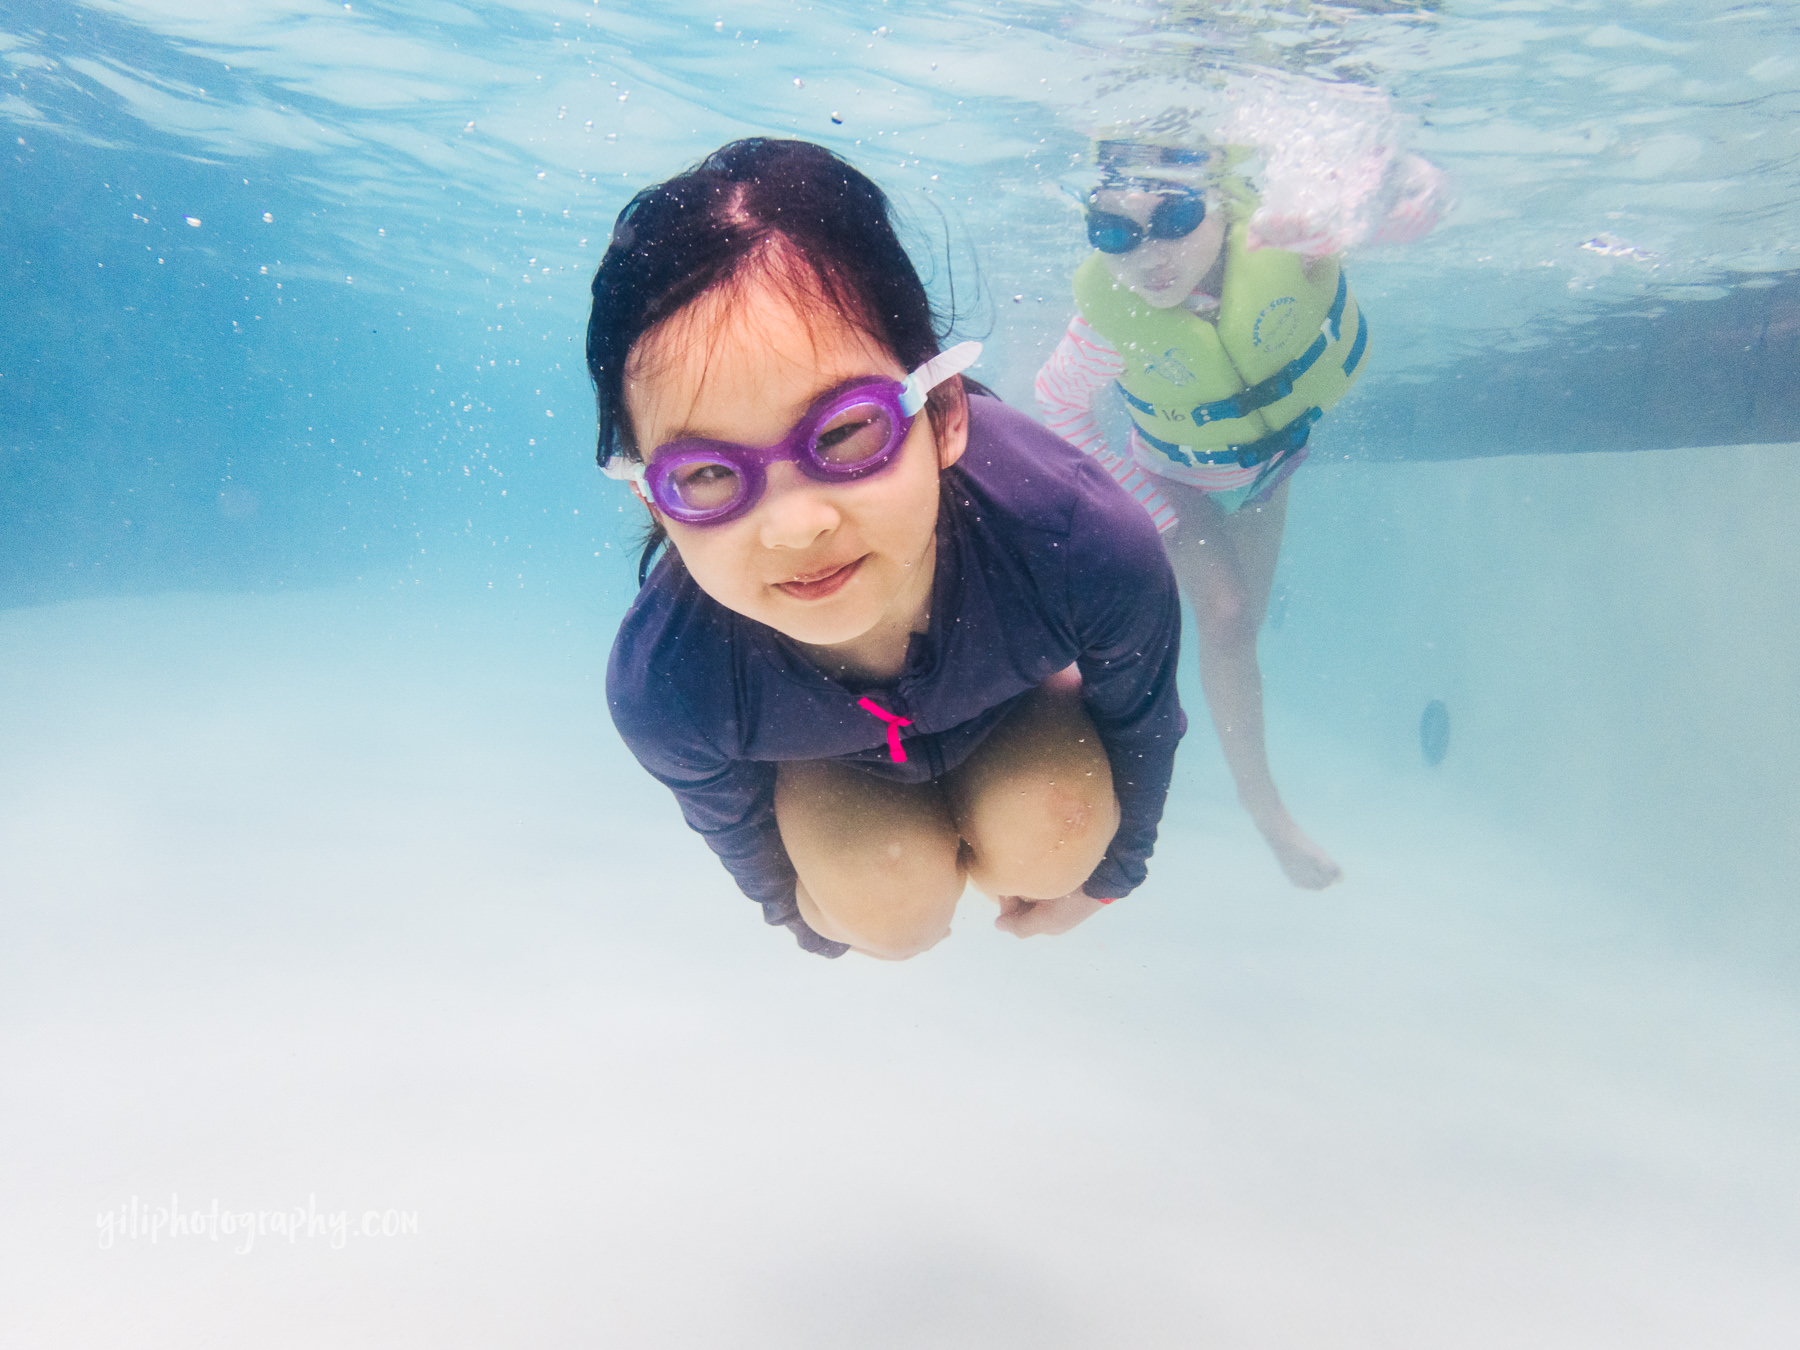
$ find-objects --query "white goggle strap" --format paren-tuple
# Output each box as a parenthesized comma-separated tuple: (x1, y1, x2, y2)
(898, 341, 982, 417)
(601, 454, 653, 510)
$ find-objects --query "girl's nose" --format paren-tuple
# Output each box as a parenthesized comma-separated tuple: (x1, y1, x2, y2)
(755, 463, 841, 550)
(1132, 236, 1173, 265)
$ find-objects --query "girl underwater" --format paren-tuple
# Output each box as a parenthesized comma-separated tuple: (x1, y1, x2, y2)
(1036, 131, 1443, 890)
(589, 139, 1186, 960)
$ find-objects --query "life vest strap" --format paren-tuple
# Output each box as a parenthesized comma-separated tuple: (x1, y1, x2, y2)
(1342, 308, 1369, 377)
(1137, 406, 1321, 469)
(1188, 271, 1351, 428)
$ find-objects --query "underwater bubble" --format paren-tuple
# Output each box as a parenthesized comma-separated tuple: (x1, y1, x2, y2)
(1420, 699, 1450, 767)
(184, 216, 201, 227)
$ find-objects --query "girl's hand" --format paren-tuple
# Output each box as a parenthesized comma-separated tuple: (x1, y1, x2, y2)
(994, 889, 1108, 938)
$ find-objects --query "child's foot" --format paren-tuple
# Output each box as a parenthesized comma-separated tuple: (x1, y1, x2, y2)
(1255, 812, 1343, 890)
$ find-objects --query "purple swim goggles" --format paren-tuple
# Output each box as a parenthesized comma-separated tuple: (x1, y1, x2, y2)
(604, 342, 981, 526)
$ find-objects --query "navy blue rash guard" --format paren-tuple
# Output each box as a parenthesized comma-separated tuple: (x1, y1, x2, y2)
(606, 394, 1185, 957)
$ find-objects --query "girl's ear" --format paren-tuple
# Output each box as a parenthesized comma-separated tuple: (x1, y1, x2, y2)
(933, 377, 971, 471)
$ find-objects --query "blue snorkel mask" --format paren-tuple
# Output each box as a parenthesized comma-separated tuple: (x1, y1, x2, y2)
(1076, 139, 1218, 254)
(1085, 188, 1207, 254)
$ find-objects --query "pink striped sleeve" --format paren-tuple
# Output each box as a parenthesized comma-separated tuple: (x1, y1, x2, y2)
(1035, 315, 1126, 462)
(1035, 316, 1179, 535)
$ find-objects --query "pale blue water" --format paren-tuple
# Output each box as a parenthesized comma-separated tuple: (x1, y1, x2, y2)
(3, 3, 1798, 1345)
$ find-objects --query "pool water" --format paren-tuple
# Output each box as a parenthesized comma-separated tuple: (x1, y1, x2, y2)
(3, 2, 1798, 1345)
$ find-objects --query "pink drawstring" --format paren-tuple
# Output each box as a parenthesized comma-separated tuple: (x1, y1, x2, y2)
(857, 697, 913, 764)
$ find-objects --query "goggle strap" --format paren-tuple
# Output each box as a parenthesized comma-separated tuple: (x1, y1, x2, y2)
(897, 341, 982, 416)
(600, 455, 646, 484)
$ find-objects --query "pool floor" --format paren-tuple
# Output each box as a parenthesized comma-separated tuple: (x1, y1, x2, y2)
(3, 585, 1796, 1349)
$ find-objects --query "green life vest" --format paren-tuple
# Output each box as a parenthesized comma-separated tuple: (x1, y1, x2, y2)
(1072, 223, 1369, 468)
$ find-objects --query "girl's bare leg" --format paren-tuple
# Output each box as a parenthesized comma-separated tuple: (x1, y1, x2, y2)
(777, 670, 1120, 956)
(943, 668, 1120, 915)
(1160, 476, 1343, 889)
(776, 762, 965, 960)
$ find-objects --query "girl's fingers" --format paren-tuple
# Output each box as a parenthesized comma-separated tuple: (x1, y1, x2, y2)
(996, 897, 1045, 935)
(997, 898, 1068, 936)
(998, 890, 1106, 937)
(994, 894, 1033, 930)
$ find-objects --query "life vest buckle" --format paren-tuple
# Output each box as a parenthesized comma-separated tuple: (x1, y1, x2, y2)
(1233, 407, 1321, 468)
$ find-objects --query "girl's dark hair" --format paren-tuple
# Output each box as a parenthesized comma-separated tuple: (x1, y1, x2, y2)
(585, 137, 961, 582)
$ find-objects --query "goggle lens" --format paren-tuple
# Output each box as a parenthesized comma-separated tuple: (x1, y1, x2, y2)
(813, 400, 899, 468)
(667, 458, 744, 512)
(1087, 217, 1139, 254)
(1086, 190, 1206, 254)
(1154, 192, 1206, 238)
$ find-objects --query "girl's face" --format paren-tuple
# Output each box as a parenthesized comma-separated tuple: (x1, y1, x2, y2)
(624, 274, 966, 651)
(1094, 186, 1226, 309)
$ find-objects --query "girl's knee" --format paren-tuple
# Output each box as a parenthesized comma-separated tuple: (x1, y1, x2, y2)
(1197, 584, 1256, 651)
(947, 682, 1120, 898)
(804, 869, 964, 961)
(776, 760, 964, 958)
(855, 900, 958, 961)
(964, 774, 1119, 898)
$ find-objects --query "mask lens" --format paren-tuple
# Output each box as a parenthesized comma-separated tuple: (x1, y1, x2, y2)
(1087, 192, 1205, 253)
(1151, 191, 1206, 240)
(812, 399, 899, 468)
(666, 457, 743, 512)
(1087, 209, 1143, 255)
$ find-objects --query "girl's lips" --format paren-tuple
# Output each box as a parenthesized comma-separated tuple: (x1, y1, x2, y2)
(776, 557, 863, 600)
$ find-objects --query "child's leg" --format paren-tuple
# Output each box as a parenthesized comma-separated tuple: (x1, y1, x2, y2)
(1160, 476, 1343, 889)
(942, 668, 1119, 901)
(775, 762, 965, 960)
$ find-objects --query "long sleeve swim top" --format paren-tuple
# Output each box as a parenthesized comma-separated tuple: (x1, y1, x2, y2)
(1034, 313, 1184, 530)
(605, 394, 1186, 957)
